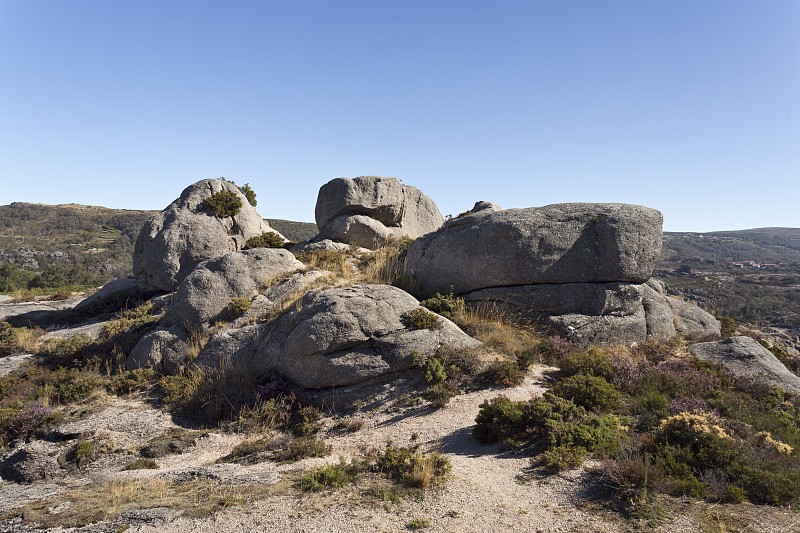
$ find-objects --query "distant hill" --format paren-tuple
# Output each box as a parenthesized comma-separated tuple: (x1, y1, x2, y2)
(660, 227, 800, 267)
(0, 203, 157, 286)
(265, 219, 318, 243)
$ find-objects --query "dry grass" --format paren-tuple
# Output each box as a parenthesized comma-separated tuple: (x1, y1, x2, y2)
(186, 326, 210, 362)
(3, 476, 290, 528)
(410, 454, 437, 489)
(453, 304, 539, 357)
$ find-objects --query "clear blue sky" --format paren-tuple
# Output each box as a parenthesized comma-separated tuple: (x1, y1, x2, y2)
(1, 1, 798, 232)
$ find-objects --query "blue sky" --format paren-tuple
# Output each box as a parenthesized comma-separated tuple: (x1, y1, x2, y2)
(1, 1, 798, 232)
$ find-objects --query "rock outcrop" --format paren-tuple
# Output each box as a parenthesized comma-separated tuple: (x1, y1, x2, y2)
(1, 441, 62, 483)
(405, 203, 718, 346)
(313, 176, 444, 248)
(162, 249, 304, 328)
(133, 179, 282, 291)
(405, 203, 663, 294)
(690, 336, 800, 395)
(126, 249, 306, 373)
(234, 284, 480, 388)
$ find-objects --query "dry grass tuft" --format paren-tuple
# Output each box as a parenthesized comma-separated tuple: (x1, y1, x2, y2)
(454, 305, 539, 357)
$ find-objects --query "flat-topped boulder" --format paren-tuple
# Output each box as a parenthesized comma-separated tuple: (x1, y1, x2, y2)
(314, 176, 444, 248)
(404, 203, 663, 294)
(133, 179, 282, 291)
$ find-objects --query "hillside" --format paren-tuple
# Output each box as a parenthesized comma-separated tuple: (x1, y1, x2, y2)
(0, 203, 157, 290)
(656, 228, 800, 342)
(660, 227, 800, 267)
(0, 204, 320, 293)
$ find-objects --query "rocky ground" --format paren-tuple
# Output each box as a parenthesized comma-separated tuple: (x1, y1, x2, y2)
(1, 346, 797, 532)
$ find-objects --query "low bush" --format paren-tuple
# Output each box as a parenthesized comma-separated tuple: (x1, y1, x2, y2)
(243, 232, 285, 250)
(401, 308, 442, 330)
(200, 190, 242, 218)
(238, 183, 257, 206)
(296, 250, 346, 271)
(538, 444, 587, 473)
(484, 359, 525, 387)
(278, 436, 332, 462)
(227, 297, 251, 319)
(370, 439, 451, 488)
(474, 392, 625, 457)
(420, 293, 465, 320)
(299, 457, 361, 491)
(123, 459, 159, 470)
(550, 374, 621, 412)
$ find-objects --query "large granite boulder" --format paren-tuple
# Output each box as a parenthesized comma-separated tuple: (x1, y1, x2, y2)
(133, 179, 281, 291)
(124, 325, 190, 374)
(242, 284, 480, 388)
(668, 297, 722, 338)
(314, 176, 444, 248)
(162, 249, 304, 329)
(690, 336, 800, 395)
(127, 250, 307, 374)
(404, 203, 663, 294)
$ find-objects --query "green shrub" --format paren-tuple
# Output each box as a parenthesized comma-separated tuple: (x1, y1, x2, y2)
(200, 190, 242, 218)
(539, 444, 587, 473)
(278, 436, 332, 462)
(484, 359, 525, 387)
(423, 358, 447, 385)
(559, 348, 614, 379)
(717, 315, 737, 338)
(243, 232, 285, 250)
(423, 382, 458, 408)
(370, 439, 451, 487)
(299, 457, 360, 491)
(550, 374, 621, 412)
(473, 395, 531, 445)
(474, 393, 625, 457)
(401, 308, 442, 330)
(122, 459, 159, 470)
(107, 368, 158, 396)
(420, 293, 464, 320)
(291, 406, 323, 436)
(227, 297, 251, 319)
(238, 183, 257, 206)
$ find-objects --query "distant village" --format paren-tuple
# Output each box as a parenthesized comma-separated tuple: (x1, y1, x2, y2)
(730, 260, 778, 269)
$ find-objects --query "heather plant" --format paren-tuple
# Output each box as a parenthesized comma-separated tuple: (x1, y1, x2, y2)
(0, 403, 58, 447)
(667, 395, 714, 415)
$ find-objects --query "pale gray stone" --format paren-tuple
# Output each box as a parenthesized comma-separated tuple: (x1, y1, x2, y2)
(690, 336, 800, 395)
(74, 278, 139, 310)
(668, 297, 721, 339)
(314, 176, 444, 248)
(1, 441, 62, 483)
(248, 284, 480, 388)
(125, 325, 189, 374)
(162, 249, 303, 329)
(641, 283, 678, 341)
(133, 179, 283, 291)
